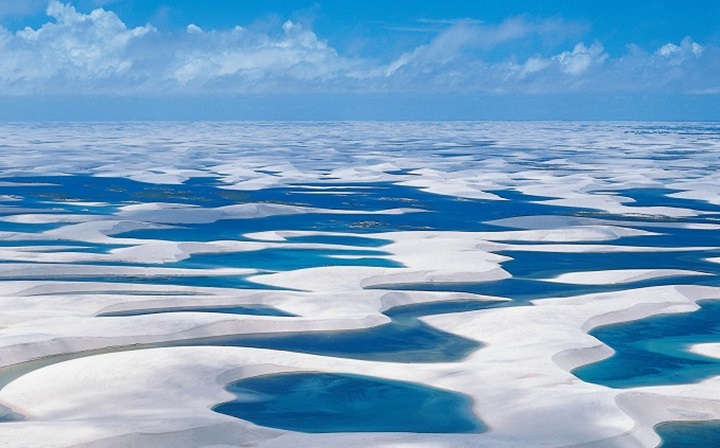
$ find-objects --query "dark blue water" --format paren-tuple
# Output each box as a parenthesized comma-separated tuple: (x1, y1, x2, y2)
(213, 372, 483, 433)
(0, 240, 125, 253)
(0, 221, 65, 233)
(0, 176, 235, 210)
(97, 304, 295, 317)
(377, 207, 719, 304)
(616, 188, 720, 214)
(499, 249, 719, 280)
(113, 182, 594, 239)
(175, 318, 479, 363)
(611, 224, 720, 250)
(169, 300, 498, 363)
(0, 275, 280, 290)
(383, 299, 507, 319)
(93, 300, 497, 364)
(656, 420, 720, 447)
(1, 178, 715, 240)
(375, 274, 720, 306)
(571, 189, 720, 252)
(6, 177, 719, 367)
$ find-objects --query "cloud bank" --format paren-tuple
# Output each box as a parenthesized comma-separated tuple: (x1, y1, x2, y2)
(0, 1, 718, 96)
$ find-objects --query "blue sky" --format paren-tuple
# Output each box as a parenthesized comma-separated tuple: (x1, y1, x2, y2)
(0, 0, 718, 120)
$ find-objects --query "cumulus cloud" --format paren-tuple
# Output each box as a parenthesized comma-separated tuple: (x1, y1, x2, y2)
(169, 20, 342, 86)
(0, 1, 717, 96)
(501, 36, 717, 94)
(0, 1, 153, 93)
(655, 36, 704, 67)
(552, 41, 607, 75)
(0, 1, 362, 94)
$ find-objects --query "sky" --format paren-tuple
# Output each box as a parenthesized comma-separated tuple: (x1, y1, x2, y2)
(0, 0, 718, 120)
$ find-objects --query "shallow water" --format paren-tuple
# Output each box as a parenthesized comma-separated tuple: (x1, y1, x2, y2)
(656, 420, 720, 447)
(157, 300, 502, 363)
(213, 372, 484, 433)
(0, 405, 23, 422)
(573, 300, 720, 388)
(173, 247, 401, 271)
(172, 315, 482, 363)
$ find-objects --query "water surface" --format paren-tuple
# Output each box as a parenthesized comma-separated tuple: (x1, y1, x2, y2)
(573, 300, 720, 388)
(214, 372, 484, 433)
(656, 420, 720, 447)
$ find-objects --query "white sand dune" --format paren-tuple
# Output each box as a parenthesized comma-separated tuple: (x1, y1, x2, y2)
(0, 122, 719, 447)
(543, 269, 711, 285)
(3, 285, 720, 447)
(0, 228, 717, 447)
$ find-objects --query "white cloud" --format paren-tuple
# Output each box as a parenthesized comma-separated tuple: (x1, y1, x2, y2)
(656, 36, 703, 60)
(0, 2, 717, 96)
(0, 1, 364, 94)
(0, 1, 153, 92)
(518, 56, 551, 78)
(166, 19, 361, 89)
(502, 36, 718, 94)
(186, 23, 203, 34)
(657, 43, 681, 57)
(384, 16, 584, 75)
(552, 42, 607, 75)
